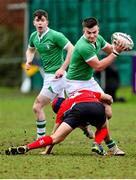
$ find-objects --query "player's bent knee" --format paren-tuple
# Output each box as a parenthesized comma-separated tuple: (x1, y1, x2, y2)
(33, 103, 41, 113)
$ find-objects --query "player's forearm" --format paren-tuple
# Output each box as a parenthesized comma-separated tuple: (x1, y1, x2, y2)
(95, 42, 127, 71)
(96, 53, 117, 71)
(26, 48, 35, 64)
(61, 57, 70, 71)
(61, 43, 74, 70)
(102, 43, 113, 55)
(100, 93, 113, 105)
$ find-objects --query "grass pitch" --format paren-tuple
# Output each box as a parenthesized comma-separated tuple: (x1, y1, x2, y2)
(0, 87, 136, 179)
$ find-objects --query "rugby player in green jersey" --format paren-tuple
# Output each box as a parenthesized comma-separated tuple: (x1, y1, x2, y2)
(66, 17, 125, 95)
(25, 9, 74, 139)
(65, 17, 126, 155)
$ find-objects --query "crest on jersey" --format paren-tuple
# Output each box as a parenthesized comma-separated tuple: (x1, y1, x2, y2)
(45, 44, 50, 49)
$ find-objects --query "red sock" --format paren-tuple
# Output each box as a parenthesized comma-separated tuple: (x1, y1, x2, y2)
(27, 136, 53, 150)
(95, 128, 108, 144)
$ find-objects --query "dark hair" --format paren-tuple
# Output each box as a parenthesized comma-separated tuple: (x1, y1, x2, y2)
(82, 17, 98, 28)
(52, 97, 65, 113)
(33, 9, 48, 20)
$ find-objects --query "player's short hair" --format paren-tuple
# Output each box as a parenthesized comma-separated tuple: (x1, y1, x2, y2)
(52, 97, 65, 113)
(33, 9, 48, 20)
(82, 17, 99, 28)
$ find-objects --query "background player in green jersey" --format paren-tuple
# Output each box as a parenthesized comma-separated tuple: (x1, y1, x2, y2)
(25, 9, 74, 139)
(65, 17, 126, 155)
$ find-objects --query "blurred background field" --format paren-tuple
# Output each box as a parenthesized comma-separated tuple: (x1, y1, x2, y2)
(0, 0, 136, 179)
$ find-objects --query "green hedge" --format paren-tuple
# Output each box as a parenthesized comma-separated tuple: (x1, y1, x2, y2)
(0, 26, 23, 87)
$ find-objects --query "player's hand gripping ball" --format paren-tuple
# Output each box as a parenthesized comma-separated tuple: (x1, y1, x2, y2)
(111, 32, 134, 51)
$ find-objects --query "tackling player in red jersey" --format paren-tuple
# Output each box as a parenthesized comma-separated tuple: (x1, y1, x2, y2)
(5, 90, 115, 156)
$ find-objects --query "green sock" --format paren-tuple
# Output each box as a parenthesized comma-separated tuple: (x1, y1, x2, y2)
(106, 140, 116, 149)
(36, 120, 46, 139)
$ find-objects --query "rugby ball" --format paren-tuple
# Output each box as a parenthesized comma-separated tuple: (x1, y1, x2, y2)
(111, 32, 134, 50)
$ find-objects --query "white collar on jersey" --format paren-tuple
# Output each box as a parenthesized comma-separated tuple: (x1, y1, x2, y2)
(38, 28, 50, 41)
(83, 34, 97, 48)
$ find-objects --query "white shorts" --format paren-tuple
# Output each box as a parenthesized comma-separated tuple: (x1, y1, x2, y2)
(66, 77, 104, 96)
(39, 73, 67, 100)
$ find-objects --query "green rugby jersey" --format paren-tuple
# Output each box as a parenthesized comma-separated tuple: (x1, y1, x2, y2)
(67, 34, 107, 80)
(29, 28, 69, 73)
